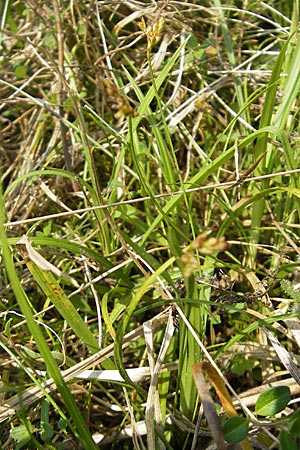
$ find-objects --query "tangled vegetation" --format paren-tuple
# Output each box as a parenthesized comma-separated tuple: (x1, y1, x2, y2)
(1, 0, 300, 449)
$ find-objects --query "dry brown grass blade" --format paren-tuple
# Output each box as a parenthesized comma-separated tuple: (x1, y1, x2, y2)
(201, 361, 238, 419)
(192, 362, 226, 450)
(200, 362, 253, 450)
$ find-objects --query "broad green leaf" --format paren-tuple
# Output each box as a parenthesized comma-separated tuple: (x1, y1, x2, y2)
(255, 386, 291, 416)
(222, 416, 249, 444)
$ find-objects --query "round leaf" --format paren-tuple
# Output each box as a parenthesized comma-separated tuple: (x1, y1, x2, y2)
(14, 64, 27, 79)
(222, 416, 249, 444)
(255, 386, 291, 416)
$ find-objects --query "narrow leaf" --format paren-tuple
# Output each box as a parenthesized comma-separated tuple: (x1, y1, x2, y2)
(279, 430, 297, 450)
(17, 239, 99, 354)
(288, 411, 300, 437)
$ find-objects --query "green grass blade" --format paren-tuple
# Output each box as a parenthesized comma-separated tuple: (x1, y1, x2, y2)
(130, 37, 190, 133)
(0, 182, 98, 449)
(250, 29, 300, 265)
(273, 28, 300, 129)
(17, 240, 99, 354)
(139, 130, 261, 246)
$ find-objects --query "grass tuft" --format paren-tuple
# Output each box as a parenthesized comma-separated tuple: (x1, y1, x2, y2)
(1, 1, 300, 448)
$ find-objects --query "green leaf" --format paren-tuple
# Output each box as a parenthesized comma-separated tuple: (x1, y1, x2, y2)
(14, 64, 27, 79)
(40, 423, 54, 443)
(11, 424, 33, 449)
(186, 33, 198, 49)
(288, 411, 300, 437)
(231, 355, 255, 376)
(255, 386, 291, 416)
(222, 416, 249, 444)
(279, 430, 297, 450)
(20, 257, 99, 354)
(210, 314, 221, 325)
(43, 35, 56, 48)
(0, 181, 99, 450)
(76, 21, 86, 36)
(40, 399, 54, 442)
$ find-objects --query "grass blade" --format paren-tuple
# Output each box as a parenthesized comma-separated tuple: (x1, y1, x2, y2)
(0, 181, 99, 449)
